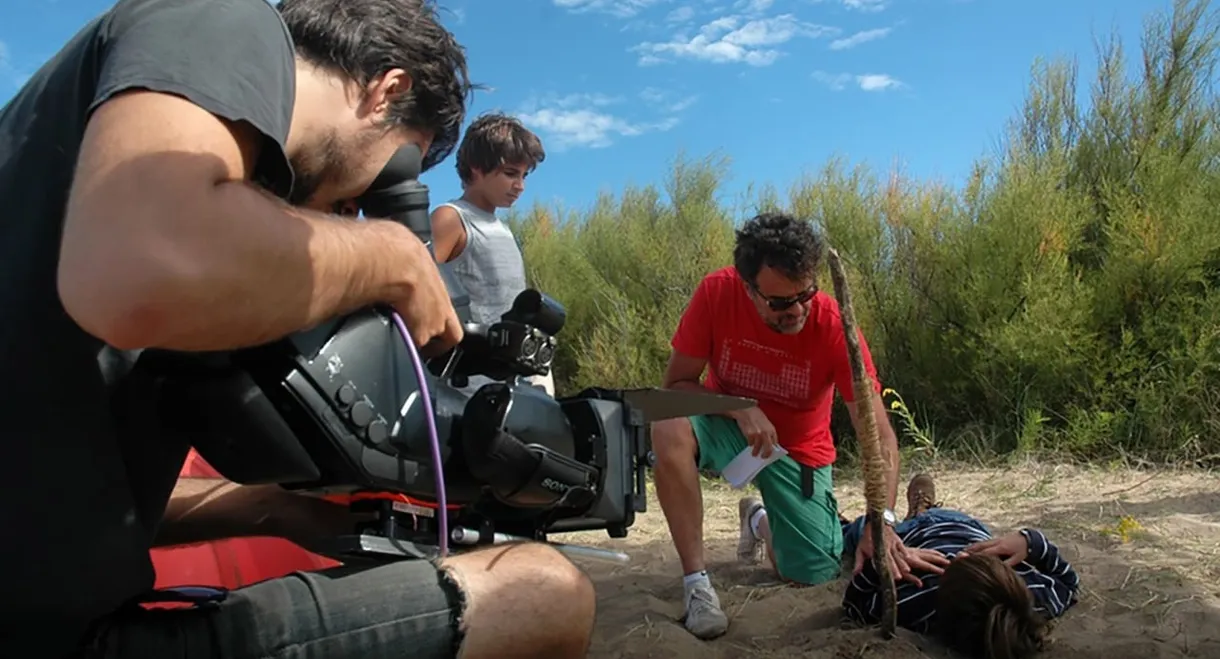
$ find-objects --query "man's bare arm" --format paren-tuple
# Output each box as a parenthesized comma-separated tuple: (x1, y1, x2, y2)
(661, 350, 711, 392)
(59, 90, 432, 351)
(430, 205, 468, 264)
(662, 350, 750, 420)
(154, 478, 355, 548)
(848, 393, 901, 510)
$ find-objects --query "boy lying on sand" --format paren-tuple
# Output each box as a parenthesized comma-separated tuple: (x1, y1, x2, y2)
(837, 473, 1081, 659)
(739, 473, 1080, 659)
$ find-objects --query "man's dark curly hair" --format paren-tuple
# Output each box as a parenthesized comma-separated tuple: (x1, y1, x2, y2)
(277, 0, 477, 172)
(456, 112, 546, 184)
(733, 212, 825, 285)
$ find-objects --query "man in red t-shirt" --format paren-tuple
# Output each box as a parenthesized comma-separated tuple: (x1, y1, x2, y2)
(653, 212, 939, 640)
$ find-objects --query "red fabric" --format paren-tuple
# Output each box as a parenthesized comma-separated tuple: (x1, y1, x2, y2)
(671, 266, 882, 468)
(149, 450, 341, 593)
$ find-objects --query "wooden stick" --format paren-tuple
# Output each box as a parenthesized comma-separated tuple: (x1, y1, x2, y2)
(827, 247, 897, 639)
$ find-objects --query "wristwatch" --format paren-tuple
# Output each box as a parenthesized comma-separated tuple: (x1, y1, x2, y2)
(882, 508, 898, 526)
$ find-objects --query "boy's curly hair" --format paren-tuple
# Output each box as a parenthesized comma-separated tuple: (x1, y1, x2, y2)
(455, 112, 545, 184)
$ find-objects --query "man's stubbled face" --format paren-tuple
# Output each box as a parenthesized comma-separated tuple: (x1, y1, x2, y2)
(746, 265, 818, 335)
(287, 127, 368, 208)
(287, 123, 432, 212)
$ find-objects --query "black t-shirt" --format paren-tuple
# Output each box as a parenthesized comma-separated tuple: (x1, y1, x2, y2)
(0, 0, 296, 655)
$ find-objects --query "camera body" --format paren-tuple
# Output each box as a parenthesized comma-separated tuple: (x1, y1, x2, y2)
(160, 297, 648, 558)
(152, 144, 755, 562)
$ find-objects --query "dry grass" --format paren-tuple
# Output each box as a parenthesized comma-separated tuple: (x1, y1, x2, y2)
(553, 462, 1220, 658)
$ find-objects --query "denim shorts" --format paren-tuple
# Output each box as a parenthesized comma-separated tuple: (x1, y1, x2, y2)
(82, 559, 465, 659)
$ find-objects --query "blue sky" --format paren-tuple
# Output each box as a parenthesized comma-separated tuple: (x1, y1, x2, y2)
(1, 0, 1166, 215)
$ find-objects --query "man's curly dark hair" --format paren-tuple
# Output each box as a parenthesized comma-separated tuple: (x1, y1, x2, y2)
(278, 0, 477, 173)
(733, 212, 825, 285)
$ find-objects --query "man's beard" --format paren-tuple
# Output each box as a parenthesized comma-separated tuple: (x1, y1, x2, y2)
(286, 129, 351, 208)
(765, 309, 808, 334)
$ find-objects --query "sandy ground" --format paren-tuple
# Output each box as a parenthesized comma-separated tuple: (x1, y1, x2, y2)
(552, 463, 1220, 659)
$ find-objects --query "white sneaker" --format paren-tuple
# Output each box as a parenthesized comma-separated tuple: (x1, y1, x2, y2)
(737, 496, 764, 564)
(683, 584, 729, 639)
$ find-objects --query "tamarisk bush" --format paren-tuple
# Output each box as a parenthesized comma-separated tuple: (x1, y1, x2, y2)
(508, 0, 1220, 463)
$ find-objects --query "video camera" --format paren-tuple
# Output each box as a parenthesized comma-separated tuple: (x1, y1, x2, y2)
(154, 144, 756, 565)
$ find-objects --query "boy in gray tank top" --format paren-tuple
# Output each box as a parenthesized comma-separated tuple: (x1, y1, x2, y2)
(431, 113, 556, 395)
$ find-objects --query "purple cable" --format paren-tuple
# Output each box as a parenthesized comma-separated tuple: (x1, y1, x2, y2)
(390, 310, 449, 558)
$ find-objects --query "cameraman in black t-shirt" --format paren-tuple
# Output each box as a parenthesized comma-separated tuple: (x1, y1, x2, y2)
(0, 1, 595, 657)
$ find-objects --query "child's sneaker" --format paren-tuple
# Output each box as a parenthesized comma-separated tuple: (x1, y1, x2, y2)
(737, 496, 765, 563)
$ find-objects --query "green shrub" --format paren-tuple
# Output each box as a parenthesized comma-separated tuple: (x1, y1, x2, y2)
(505, 0, 1220, 464)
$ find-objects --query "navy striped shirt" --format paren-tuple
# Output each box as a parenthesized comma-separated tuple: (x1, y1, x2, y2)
(842, 519, 1081, 633)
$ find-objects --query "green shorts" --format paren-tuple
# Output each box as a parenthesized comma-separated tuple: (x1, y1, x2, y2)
(692, 414, 843, 585)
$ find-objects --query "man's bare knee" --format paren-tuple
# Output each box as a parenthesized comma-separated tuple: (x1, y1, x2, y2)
(652, 417, 697, 468)
(439, 542, 595, 659)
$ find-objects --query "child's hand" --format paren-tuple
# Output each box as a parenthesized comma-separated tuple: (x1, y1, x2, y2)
(958, 532, 1029, 566)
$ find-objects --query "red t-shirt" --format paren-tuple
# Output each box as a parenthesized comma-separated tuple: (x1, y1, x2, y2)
(670, 266, 882, 468)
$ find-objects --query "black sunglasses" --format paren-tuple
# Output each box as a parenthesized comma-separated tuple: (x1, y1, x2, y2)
(749, 282, 818, 311)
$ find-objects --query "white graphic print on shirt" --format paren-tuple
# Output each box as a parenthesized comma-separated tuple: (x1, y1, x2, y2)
(715, 338, 812, 408)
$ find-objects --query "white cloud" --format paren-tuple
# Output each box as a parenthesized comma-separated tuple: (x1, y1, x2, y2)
(856, 73, 903, 91)
(842, 0, 888, 12)
(539, 92, 622, 109)
(520, 109, 678, 149)
(812, 70, 905, 91)
(633, 13, 839, 66)
(828, 27, 891, 50)
(553, 0, 665, 18)
(517, 89, 688, 150)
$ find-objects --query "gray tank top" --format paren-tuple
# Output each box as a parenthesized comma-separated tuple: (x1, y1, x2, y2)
(439, 198, 557, 396)
(440, 198, 528, 326)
